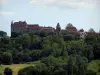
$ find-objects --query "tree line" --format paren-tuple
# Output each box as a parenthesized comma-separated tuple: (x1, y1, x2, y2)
(0, 27, 100, 75)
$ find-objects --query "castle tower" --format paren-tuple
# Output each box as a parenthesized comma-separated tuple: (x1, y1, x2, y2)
(11, 20, 13, 25)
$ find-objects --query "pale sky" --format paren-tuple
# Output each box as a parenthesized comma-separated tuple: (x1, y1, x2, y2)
(0, 0, 100, 36)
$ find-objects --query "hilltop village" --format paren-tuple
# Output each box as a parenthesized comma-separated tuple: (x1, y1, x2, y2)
(11, 21, 100, 38)
(0, 21, 100, 75)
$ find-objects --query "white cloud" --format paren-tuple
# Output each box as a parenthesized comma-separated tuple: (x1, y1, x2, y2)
(0, 11, 15, 16)
(29, 0, 100, 9)
(0, 0, 8, 4)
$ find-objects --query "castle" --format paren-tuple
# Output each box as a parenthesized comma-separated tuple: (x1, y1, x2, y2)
(11, 21, 54, 33)
(11, 21, 100, 38)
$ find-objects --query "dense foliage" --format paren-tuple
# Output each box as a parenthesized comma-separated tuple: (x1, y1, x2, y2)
(0, 30, 100, 75)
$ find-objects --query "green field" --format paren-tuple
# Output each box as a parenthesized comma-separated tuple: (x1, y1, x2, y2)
(0, 60, 100, 75)
(0, 61, 41, 75)
(0, 64, 34, 75)
(87, 60, 100, 75)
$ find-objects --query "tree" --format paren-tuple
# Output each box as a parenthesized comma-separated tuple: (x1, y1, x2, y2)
(66, 23, 73, 30)
(41, 56, 57, 66)
(63, 35, 74, 41)
(68, 55, 74, 75)
(86, 70, 96, 75)
(67, 40, 84, 55)
(88, 28, 95, 33)
(35, 63, 49, 75)
(84, 45, 94, 60)
(75, 55, 87, 75)
(4, 67, 13, 75)
(11, 32, 21, 38)
(53, 68, 67, 75)
(2, 52, 13, 65)
(18, 66, 38, 75)
(51, 43, 61, 57)
(31, 35, 41, 49)
(56, 23, 61, 34)
(0, 31, 7, 37)
(20, 33, 31, 49)
(62, 51, 68, 60)
(39, 31, 48, 37)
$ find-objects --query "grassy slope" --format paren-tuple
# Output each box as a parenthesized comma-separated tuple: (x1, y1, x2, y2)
(0, 64, 34, 75)
(87, 60, 100, 75)
(0, 60, 100, 75)
(0, 61, 40, 75)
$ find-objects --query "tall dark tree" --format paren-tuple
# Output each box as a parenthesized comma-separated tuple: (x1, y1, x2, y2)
(68, 55, 74, 75)
(56, 23, 61, 34)
(2, 52, 13, 65)
(0, 31, 7, 37)
(75, 55, 87, 75)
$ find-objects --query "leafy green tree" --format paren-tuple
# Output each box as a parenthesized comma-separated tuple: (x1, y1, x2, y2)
(62, 51, 68, 60)
(88, 28, 95, 33)
(2, 52, 13, 65)
(0, 31, 7, 37)
(86, 70, 96, 75)
(31, 35, 41, 49)
(65, 23, 73, 30)
(84, 45, 94, 60)
(39, 31, 48, 37)
(22, 33, 31, 44)
(67, 40, 84, 55)
(51, 43, 62, 57)
(75, 55, 87, 75)
(18, 66, 38, 75)
(63, 35, 74, 41)
(41, 56, 57, 66)
(53, 68, 67, 75)
(16, 33, 31, 49)
(11, 32, 21, 38)
(68, 55, 74, 75)
(35, 63, 49, 75)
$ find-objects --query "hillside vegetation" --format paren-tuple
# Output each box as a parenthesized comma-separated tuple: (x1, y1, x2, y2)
(0, 27, 100, 75)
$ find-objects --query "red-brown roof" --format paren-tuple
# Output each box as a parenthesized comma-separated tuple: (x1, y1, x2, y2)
(11, 21, 27, 26)
(86, 32, 98, 36)
(14, 21, 27, 25)
(66, 27, 77, 32)
(27, 24, 39, 28)
(40, 27, 54, 30)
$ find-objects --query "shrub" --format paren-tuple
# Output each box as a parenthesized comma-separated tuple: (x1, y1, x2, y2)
(4, 67, 13, 75)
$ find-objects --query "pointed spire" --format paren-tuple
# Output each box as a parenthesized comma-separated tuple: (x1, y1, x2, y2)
(56, 23, 61, 34)
(11, 20, 13, 24)
(11, 20, 13, 25)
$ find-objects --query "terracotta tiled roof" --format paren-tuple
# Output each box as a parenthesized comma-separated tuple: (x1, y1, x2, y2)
(66, 27, 77, 32)
(66, 31, 80, 35)
(40, 27, 54, 30)
(27, 24, 39, 28)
